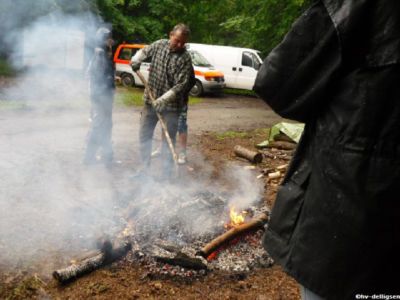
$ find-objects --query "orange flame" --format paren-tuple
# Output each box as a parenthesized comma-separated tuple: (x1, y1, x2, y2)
(229, 206, 245, 227)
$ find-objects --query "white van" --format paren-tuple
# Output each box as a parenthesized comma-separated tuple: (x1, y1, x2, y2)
(113, 43, 225, 96)
(186, 43, 263, 90)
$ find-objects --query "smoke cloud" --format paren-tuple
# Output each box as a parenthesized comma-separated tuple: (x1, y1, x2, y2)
(0, 1, 264, 274)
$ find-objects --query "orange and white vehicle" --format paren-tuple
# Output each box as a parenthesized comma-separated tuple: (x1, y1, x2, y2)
(113, 43, 225, 96)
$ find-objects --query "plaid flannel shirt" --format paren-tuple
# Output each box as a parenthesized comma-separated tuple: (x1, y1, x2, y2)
(138, 39, 193, 111)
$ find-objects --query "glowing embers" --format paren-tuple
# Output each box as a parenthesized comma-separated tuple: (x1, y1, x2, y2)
(123, 189, 272, 278)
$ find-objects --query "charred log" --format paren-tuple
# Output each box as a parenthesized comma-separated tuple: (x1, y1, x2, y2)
(197, 213, 269, 259)
(155, 252, 207, 270)
(234, 145, 263, 164)
(53, 239, 131, 284)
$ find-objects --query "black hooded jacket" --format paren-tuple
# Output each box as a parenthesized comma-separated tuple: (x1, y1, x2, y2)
(254, 1, 400, 299)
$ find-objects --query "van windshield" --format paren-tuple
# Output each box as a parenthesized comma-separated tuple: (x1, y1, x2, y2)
(189, 50, 212, 67)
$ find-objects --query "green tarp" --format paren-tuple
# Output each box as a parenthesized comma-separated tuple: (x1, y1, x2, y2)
(257, 122, 304, 148)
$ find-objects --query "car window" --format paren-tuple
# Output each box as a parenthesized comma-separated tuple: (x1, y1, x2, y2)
(242, 52, 253, 67)
(189, 50, 212, 67)
(242, 51, 261, 70)
(118, 47, 150, 63)
(118, 48, 135, 60)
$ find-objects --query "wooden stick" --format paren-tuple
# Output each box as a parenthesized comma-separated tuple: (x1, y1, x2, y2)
(234, 145, 263, 164)
(135, 71, 179, 169)
(196, 213, 269, 258)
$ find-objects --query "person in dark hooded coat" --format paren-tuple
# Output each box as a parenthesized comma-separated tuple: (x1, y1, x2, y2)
(84, 27, 115, 166)
(253, 0, 400, 299)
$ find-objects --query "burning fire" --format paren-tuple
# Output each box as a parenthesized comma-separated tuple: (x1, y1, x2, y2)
(228, 206, 245, 227)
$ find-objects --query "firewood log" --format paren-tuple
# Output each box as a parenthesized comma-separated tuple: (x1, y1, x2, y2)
(234, 145, 263, 164)
(52, 252, 107, 283)
(53, 239, 131, 284)
(155, 252, 207, 270)
(197, 213, 269, 259)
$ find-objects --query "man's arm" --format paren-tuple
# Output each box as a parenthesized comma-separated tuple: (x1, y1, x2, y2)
(130, 40, 160, 70)
(254, 1, 342, 123)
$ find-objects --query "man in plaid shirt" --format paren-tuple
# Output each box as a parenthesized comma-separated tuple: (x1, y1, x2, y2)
(131, 23, 194, 177)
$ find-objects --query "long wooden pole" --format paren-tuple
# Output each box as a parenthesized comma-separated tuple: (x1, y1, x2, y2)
(196, 213, 269, 259)
(135, 71, 179, 169)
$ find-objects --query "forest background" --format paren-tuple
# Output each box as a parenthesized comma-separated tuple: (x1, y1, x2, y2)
(0, 0, 313, 62)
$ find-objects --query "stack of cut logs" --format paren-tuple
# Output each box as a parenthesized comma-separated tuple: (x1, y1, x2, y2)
(262, 164, 288, 186)
(233, 137, 296, 166)
(233, 136, 296, 186)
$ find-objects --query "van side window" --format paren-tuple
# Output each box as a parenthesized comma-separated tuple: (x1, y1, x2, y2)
(242, 51, 261, 70)
(242, 52, 253, 67)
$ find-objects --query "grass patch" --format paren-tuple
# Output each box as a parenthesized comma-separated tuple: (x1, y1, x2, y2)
(115, 85, 203, 107)
(253, 127, 271, 137)
(188, 96, 202, 105)
(3, 276, 45, 299)
(215, 130, 249, 140)
(0, 59, 16, 76)
(224, 88, 256, 97)
(114, 86, 143, 107)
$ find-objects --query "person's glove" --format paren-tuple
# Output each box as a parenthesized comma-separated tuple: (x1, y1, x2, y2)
(131, 62, 141, 72)
(152, 97, 168, 113)
(152, 90, 176, 113)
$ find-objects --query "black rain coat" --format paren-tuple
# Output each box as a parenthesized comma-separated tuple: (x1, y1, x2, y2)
(254, 1, 400, 299)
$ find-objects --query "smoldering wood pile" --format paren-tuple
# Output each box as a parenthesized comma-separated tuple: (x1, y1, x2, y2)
(52, 188, 273, 282)
(127, 201, 272, 279)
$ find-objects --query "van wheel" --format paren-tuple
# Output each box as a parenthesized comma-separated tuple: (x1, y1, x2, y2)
(121, 73, 135, 87)
(189, 80, 203, 97)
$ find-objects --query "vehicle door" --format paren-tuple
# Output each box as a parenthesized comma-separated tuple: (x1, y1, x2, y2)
(235, 51, 262, 90)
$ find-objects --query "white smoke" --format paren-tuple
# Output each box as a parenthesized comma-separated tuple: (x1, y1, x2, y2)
(0, 1, 265, 274)
(0, 2, 116, 271)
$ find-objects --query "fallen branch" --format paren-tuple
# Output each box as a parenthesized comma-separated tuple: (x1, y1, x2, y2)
(53, 239, 131, 284)
(196, 213, 269, 259)
(234, 145, 263, 164)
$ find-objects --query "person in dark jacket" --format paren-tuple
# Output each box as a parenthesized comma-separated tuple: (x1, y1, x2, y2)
(254, 0, 400, 299)
(84, 27, 115, 166)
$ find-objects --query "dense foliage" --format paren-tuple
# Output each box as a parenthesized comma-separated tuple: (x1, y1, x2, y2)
(95, 0, 313, 56)
(0, 0, 312, 59)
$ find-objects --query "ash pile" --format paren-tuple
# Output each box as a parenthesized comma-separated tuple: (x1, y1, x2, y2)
(121, 183, 273, 280)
